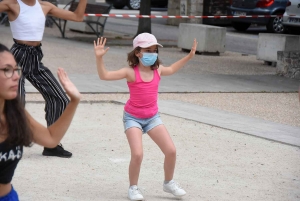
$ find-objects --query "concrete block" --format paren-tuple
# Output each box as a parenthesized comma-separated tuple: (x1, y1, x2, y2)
(257, 33, 300, 63)
(178, 23, 226, 55)
(277, 50, 300, 80)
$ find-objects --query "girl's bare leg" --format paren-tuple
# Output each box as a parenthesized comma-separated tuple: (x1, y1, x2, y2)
(148, 125, 176, 181)
(126, 127, 143, 186)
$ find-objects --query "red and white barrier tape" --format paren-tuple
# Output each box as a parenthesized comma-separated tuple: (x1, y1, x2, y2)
(84, 14, 282, 18)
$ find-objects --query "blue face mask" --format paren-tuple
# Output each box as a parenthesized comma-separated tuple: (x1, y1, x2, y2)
(139, 53, 158, 67)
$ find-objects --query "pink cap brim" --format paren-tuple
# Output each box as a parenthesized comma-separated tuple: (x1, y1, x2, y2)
(138, 42, 163, 48)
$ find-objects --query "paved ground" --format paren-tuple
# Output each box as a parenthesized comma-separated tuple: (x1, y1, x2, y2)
(0, 21, 300, 200)
(14, 103, 300, 201)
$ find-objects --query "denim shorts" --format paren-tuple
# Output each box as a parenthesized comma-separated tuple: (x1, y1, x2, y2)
(123, 111, 163, 134)
(0, 186, 19, 201)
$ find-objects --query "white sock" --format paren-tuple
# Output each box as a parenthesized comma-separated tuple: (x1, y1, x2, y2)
(164, 180, 173, 184)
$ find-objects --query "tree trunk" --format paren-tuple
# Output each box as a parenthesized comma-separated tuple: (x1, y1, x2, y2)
(135, 0, 151, 37)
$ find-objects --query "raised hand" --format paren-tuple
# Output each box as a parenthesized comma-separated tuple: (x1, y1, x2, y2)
(188, 39, 198, 58)
(94, 37, 110, 58)
(57, 68, 81, 101)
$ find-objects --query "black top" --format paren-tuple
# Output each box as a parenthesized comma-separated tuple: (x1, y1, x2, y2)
(0, 141, 23, 184)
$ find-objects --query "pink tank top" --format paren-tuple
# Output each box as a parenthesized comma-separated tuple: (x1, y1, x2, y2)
(124, 66, 161, 118)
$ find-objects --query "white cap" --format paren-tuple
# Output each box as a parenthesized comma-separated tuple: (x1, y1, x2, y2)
(133, 33, 163, 49)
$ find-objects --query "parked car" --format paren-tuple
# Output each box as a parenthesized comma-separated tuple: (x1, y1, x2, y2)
(229, 0, 288, 33)
(105, 0, 168, 10)
(282, 0, 300, 32)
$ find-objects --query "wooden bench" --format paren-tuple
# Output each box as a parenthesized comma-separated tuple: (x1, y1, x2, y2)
(46, 0, 112, 38)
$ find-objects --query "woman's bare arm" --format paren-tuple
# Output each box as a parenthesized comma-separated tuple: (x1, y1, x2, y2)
(26, 68, 81, 147)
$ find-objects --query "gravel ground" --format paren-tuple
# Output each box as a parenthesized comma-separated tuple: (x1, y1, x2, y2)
(26, 92, 300, 127)
(13, 102, 300, 201)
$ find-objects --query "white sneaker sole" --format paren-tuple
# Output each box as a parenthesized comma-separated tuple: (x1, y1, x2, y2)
(163, 189, 186, 197)
(128, 196, 144, 201)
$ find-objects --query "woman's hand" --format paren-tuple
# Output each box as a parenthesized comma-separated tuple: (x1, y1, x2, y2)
(94, 37, 110, 58)
(57, 68, 81, 101)
(188, 39, 198, 58)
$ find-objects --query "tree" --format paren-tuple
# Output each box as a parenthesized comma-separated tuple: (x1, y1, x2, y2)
(135, 0, 151, 37)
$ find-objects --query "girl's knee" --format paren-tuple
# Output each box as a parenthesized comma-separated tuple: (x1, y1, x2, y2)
(165, 147, 176, 158)
(131, 152, 143, 164)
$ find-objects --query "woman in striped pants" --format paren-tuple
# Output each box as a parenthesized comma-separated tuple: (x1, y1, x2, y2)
(11, 42, 72, 157)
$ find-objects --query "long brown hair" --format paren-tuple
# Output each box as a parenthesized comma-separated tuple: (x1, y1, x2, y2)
(0, 43, 33, 147)
(127, 46, 162, 70)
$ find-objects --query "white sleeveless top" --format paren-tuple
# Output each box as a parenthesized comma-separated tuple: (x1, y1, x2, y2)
(10, 0, 46, 41)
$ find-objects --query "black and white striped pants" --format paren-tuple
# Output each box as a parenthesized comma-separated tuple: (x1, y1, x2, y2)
(11, 41, 70, 127)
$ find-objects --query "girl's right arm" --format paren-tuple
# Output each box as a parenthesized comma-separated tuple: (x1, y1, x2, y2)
(26, 68, 81, 148)
(94, 37, 130, 81)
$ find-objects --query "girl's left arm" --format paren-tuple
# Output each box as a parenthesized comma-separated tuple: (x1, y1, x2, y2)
(160, 39, 198, 76)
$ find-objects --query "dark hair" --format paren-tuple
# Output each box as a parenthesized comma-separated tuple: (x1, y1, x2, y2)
(0, 43, 33, 147)
(127, 46, 161, 70)
(0, 43, 9, 52)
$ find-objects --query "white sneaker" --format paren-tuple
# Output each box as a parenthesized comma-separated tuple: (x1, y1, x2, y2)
(163, 180, 186, 197)
(128, 185, 144, 201)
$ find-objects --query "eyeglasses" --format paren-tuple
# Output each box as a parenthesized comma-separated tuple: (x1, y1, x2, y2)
(0, 67, 22, 78)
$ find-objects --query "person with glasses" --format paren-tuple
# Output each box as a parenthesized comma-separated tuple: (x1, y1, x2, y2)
(0, 66, 22, 78)
(0, 43, 81, 200)
(0, 0, 87, 158)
